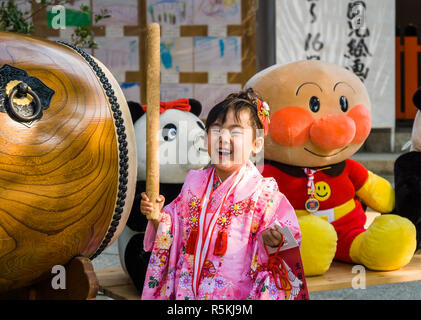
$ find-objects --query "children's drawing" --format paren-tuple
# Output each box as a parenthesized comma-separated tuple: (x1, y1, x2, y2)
(93, 0, 138, 25)
(160, 84, 194, 102)
(94, 37, 139, 82)
(147, 0, 194, 25)
(193, 0, 241, 25)
(193, 37, 241, 72)
(121, 82, 141, 103)
(161, 38, 193, 72)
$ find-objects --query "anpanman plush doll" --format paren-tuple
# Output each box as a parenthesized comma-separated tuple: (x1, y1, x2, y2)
(246, 60, 416, 276)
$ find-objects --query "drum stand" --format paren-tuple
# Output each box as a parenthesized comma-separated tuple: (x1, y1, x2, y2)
(0, 257, 98, 300)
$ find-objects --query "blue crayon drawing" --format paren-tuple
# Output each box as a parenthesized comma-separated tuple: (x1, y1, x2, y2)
(193, 36, 241, 72)
(219, 39, 224, 57)
(161, 43, 173, 69)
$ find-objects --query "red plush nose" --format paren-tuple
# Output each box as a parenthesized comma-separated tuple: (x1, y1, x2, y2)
(269, 107, 314, 146)
(309, 114, 356, 150)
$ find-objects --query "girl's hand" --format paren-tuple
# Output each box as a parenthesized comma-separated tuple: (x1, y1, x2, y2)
(140, 192, 165, 230)
(262, 226, 284, 248)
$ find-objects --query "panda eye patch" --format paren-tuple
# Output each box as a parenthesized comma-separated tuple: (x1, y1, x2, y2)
(162, 123, 177, 141)
(197, 121, 205, 130)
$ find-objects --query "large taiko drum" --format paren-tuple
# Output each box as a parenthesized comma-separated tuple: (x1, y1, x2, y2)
(0, 32, 137, 293)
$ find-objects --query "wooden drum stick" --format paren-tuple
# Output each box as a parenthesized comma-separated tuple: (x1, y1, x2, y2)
(145, 23, 161, 224)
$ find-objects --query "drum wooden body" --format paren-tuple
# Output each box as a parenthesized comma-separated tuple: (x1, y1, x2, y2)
(0, 32, 137, 293)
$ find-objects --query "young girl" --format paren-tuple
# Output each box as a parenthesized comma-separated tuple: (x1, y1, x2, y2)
(140, 88, 302, 300)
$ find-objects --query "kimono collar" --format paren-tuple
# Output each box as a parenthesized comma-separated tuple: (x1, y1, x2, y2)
(192, 161, 262, 205)
(231, 161, 262, 203)
(264, 159, 346, 178)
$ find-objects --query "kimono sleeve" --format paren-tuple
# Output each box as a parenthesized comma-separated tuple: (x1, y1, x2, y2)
(255, 178, 301, 244)
(143, 172, 192, 252)
(248, 178, 302, 300)
(143, 191, 182, 252)
(141, 185, 188, 299)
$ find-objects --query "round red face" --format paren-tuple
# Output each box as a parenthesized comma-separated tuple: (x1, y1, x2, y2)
(246, 60, 372, 167)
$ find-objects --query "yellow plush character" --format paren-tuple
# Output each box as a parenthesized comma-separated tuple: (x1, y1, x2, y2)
(246, 60, 416, 275)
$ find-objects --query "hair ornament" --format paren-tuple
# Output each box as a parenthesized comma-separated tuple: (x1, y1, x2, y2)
(257, 98, 270, 136)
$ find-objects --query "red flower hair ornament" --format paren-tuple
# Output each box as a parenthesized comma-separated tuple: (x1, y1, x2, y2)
(257, 98, 270, 136)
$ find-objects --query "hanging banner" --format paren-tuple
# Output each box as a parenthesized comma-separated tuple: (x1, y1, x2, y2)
(275, 0, 395, 129)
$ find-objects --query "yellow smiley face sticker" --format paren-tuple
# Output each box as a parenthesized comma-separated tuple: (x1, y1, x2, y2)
(314, 181, 331, 201)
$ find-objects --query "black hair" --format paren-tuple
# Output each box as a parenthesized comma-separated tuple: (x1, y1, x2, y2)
(413, 87, 421, 111)
(205, 87, 264, 138)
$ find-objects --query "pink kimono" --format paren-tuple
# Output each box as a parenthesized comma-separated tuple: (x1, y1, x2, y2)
(141, 161, 301, 300)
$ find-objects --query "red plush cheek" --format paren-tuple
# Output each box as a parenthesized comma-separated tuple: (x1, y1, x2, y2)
(347, 104, 371, 144)
(269, 107, 314, 146)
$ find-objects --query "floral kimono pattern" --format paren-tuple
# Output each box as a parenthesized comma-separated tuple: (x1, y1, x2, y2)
(141, 161, 301, 300)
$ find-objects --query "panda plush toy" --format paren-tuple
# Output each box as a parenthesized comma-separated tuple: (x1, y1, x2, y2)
(118, 98, 209, 293)
(395, 88, 421, 249)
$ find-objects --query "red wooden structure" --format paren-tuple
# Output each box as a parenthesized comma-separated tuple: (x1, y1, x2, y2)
(396, 26, 421, 120)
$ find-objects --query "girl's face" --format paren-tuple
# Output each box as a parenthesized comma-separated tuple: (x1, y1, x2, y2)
(207, 109, 263, 178)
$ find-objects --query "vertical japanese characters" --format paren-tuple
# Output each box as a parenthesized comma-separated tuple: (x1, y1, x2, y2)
(344, 1, 371, 82)
(304, 0, 324, 60)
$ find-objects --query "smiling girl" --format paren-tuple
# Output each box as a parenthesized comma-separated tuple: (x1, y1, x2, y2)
(140, 88, 302, 300)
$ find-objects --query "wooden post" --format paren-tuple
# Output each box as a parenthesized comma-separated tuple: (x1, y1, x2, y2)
(403, 36, 421, 119)
(145, 23, 161, 224)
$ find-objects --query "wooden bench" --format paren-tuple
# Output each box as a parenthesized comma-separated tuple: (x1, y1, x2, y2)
(96, 267, 140, 300)
(96, 211, 421, 299)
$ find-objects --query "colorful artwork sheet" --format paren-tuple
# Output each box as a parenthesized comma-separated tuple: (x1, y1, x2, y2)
(147, 0, 194, 25)
(161, 37, 193, 73)
(193, 0, 241, 25)
(93, 0, 138, 25)
(94, 36, 139, 82)
(121, 82, 141, 103)
(160, 84, 194, 102)
(194, 37, 242, 73)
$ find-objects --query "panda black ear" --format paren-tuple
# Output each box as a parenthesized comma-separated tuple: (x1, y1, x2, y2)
(413, 88, 421, 111)
(127, 101, 145, 123)
(188, 99, 202, 117)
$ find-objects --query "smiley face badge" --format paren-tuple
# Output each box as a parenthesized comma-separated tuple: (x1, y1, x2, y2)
(314, 181, 331, 202)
